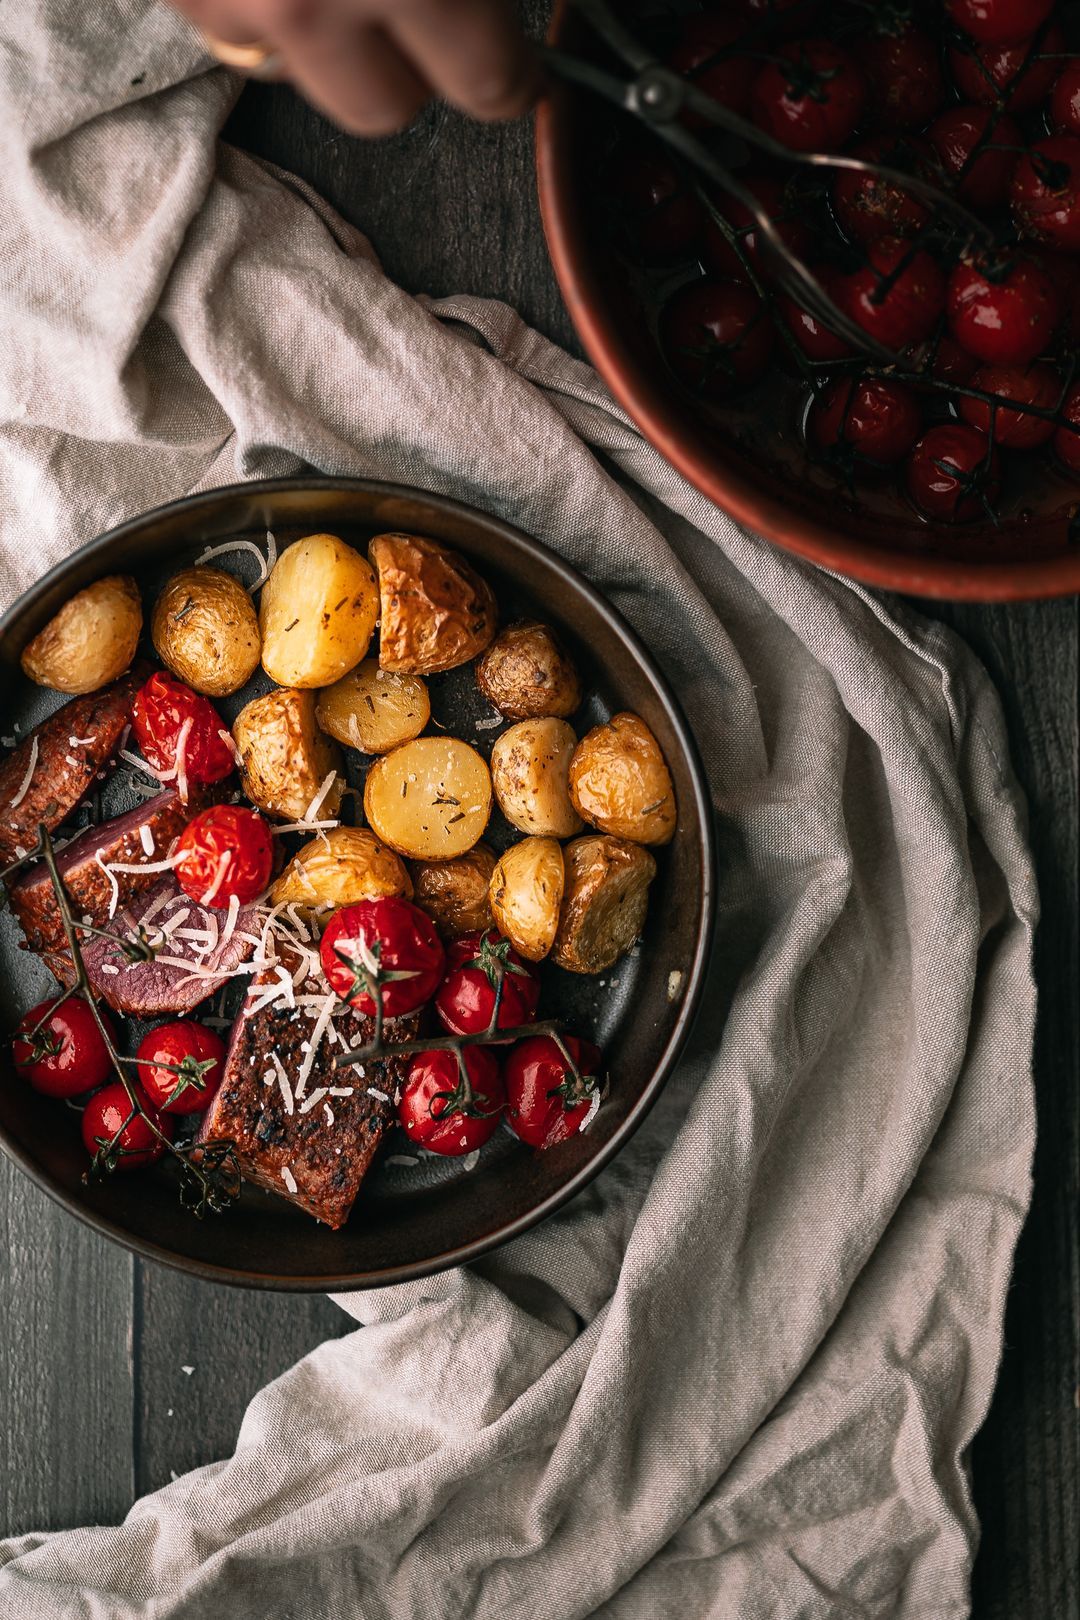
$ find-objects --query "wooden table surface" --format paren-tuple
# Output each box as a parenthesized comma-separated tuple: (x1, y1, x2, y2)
(2, 12, 1077, 1615)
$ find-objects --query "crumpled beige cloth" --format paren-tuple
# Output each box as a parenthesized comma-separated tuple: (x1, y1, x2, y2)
(0, 4, 1037, 1617)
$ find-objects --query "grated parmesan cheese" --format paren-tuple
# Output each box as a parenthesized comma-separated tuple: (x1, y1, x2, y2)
(298, 1087, 328, 1115)
(385, 1154, 419, 1168)
(94, 850, 121, 919)
(194, 535, 275, 591)
(462, 1150, 480, 1172)
(8, 736, 38, 808)
(366, 1086, 390, 1103)
(118, 747, 174, 784)
(173, 717, 193, 805)
(281, 1165, 298, 1194)
(199, 851, 232, 907)
(139, 824, 156, 856)
(578, 1088, 602, 1135)
(293, 992, 337, 1098)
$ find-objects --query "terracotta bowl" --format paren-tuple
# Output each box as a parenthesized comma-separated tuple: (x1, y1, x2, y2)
(535, 2, 1080, 601)
(0, 478, 714, 1290)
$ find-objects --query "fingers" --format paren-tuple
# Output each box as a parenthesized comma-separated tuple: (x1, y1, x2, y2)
(388, 0, 540, 120)
(257, 3, 430, 134)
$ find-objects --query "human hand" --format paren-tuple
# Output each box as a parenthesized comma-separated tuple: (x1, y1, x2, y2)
(173, 0, 541, 135)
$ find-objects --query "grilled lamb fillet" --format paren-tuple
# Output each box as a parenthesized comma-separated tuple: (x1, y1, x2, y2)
(10, 789, 194, 956)
(199, 960, 417, 1228)
(0, 665, 147, 866)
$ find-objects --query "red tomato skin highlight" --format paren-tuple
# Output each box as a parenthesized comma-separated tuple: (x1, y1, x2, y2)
(319, 898, 445, 1018)
(135, 1020, 227, 1114)
(12, 996, 115, 1098)
(175, 803, 273, 908)
(132, 672, 234, 786)
(398, 1046, 505, 1155)
(81, 1082, 173, 1170)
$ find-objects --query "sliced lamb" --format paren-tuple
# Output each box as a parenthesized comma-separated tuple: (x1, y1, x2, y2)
(199, 953, 417, 1228)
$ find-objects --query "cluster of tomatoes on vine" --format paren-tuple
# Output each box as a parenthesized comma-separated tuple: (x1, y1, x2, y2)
(605, 0, 1080, 523)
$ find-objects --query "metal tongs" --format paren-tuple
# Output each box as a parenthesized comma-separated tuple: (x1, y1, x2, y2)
(543, 0, 993, 362)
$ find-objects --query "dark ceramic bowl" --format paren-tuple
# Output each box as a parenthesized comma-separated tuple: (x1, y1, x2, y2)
(0, 478, 714, 1290)
(536, 2, 1080, 602)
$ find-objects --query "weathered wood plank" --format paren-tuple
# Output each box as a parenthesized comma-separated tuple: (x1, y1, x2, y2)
(0, 1166, 133, 1533)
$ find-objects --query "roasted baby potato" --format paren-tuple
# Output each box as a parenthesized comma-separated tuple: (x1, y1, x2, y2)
(475, 621, 582, 720)
(21, 575, 142, 695)
(489, 837, 565, 962)
(232, 688, 344, 823)
(410, 842, 496, 938)
(260, 534, 378, 688)
(569, 712, 676, 846)
(151, 566, 260, 697)
(270, 825, 411, 910)
(490, 718, 583, 839)
(316, 660, 430, 754)
(364, 736, 491, 860)
(551, 835, 656, 974)
(369, 532, 497, 674)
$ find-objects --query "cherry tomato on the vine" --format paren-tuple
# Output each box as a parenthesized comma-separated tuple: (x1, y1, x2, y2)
(947, 256, 1060, 366)
(175, 803, 273, 908)
(808, 376, 922, 469)
(750, 40, 866, 154)
(842, 237, 946, 352)
(926, 106, 1021, 211)
(948, 25, 1065, 114)
(958, 363, 1059, 449)
(603, 148, 703, 263)
(666, 11, 753, 127)
(81, 1082, 172, 1172)
(1051, 62, 1080, 138)
(12, 996, 115, 1098)
(434, 930, 540, 1038)
(659, 279, 774, 398)
(320, 897, 445, 1018)
(777, 265, 855, 362)
(1010, 136, 1080, 255)
(905, 425, 1001, 522)
(398, 1046, 505, 1156)
(946, 0, 1053, 45)
(831, 137, 929, 246)
(855, 23, 944, 131)
(505, 1035, 606, 1151)
(702, 176, 811, 280)
(131, 672, 235, 791)
(135, 1020, 227, 1114)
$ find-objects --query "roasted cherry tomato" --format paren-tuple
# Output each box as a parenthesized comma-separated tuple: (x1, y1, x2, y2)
(659, 279, 773, 398)
(948, 25, 1064, 114)
(13, 996, 115, 1098)
(1053, 384, 1080, 474)
(905, 425, 1001, 522)
(175, 803, 273, 908)
(855, 23, 944, 131)
(958, 363, 1059, 449)
(603, 147, 703, 263)
(842, 237, 945, 352)
(1010, 136, 1080, 255)
(830, 137, 929, 246)
(808, 376, 922, 469)
(1051, 61, 1080, 138)
(945, 0, 1053, 46)
(81, 1081, 172, 1171)
(750, 40, 866, 154)
(398, 1046, 505, 1156)
(135, 1020, 227, 1114)
(320, 897, 445, 1018)
(505, 1034, 606, 1151)
(703, 175, 812, 279)
(131, 672, 234, 791)
(434, 929, 541, 1038)
(777, 265, 854, 362)
(926, 106, 1021, 211)
(947, 256, 1060, 366)
(666, 10, 753, 127)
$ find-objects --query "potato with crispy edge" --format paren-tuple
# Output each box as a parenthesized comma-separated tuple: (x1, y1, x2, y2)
(569, 712, 676, 846)
(489, 837, 565, 962)
(316, 660, 430, 754)
(364, 735, 491, 860)
(260, 534, 378, 688)
(152, 566, 260, 697)
(409, 842, 496, 938)
(271, 826, 411, 910)
(551, 835, 656, 974)
(21, 575, 142, 695)
(369, 532, 496, 674)
(476, 621, 582, 720)
(232, 688, 344, 823)
(490, 717, 583, 839)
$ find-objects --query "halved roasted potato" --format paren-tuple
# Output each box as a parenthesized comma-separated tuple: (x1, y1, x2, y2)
(369, 532, 496, 674)
(270, 825, 411, 910)
(316, 660, 430, 754)
(489, 837, 565, 962)
(551, 835, 656, 974)
(569, 712, 676, 846)
(475, 621, 582, 720)
(410, 842, 496, 937)
(21, 575, 142, 695)
(490, 717, 583, 839)
(152, 566, 260, 697)
(260, 534, 378, 688)
(232, 688, 344, 823)
(364, 735, 491, 859)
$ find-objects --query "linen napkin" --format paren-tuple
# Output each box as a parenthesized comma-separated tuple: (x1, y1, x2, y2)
(0, 4, 1037, 1617)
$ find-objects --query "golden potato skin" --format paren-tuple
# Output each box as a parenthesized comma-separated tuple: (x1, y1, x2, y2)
(260, 534, 378, 688)
(271, 826, 411, 909)
(316, 660, 430, 754)
(489, 837, 565, 962)
(369, 532, 496, 675)
(151, 566, 260, 697)
(409, 842, 496, 938)
(232, 688, 344, 823)
(569, 712, 676, 846)
(551, 835, 656, 974)
(475, 621, 582, 720)
(21, 575, 142, 695)
(364, 736, 491, 860)
(490, 717, 583, 839)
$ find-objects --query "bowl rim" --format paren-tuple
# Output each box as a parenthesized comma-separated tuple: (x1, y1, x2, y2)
(0, 475, 716, 1291)
(534, 6, 1080, 604)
